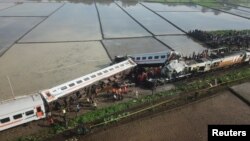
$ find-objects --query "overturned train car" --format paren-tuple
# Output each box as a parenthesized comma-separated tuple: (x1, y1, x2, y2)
(162, 50, 250, 80)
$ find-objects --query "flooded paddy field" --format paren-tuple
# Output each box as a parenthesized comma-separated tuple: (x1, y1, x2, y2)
(96, 2, 151, 38)
(102, 37, 171, 59)
(156, 35, 206, 56)
(0, 41, 110, 101)
(141, 2, 204, 12)
(0, 3, 15, 11)
(0, 17, 44, 56)
(116, 2, 183, 35)
(20, 3, 102, 42)
(0, 3, 63, 16)
(199, 3, 250, 19)
(157, 11, 250, 31)
(80, 90, 250, 141)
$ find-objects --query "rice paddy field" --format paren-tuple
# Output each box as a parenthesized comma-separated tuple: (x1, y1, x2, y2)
(0, 0, 249, 101)
(0, 0, 249, 140)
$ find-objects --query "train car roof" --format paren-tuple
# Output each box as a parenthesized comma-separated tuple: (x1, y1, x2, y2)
(41, 58, 137, 103)
(167, 60, 187, 73)
(131, 51, 169, 56)
(0, 94, 43, 117)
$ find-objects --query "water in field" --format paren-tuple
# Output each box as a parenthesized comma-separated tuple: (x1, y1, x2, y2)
(0, 17, 44, 56)
(157, 11, 250, 32)
(0, 3, 63, 16)
(141, 2, 206, 12)
(200, 3, 250, 19)
(20, 3, 102, 42)
(0, 41, 111, 100)
(156, 35, 206, 56)
(96, 2, 151, 38)
(0, 3, 15, 10)
(116, 2, 183, 35)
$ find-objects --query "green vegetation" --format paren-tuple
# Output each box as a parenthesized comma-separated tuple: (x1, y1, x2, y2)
(208, 30, 250, 36)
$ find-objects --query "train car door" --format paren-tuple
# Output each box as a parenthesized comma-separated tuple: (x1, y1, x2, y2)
(36, 106, 44, 118)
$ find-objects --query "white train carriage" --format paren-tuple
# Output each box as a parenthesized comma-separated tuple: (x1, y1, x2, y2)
(41, 58, 137, 103)
(131, 51, 169, 65)
(0, 94, 45, 131)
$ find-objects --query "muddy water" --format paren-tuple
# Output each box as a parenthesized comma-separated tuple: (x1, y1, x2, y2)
(20, 3, 102, 42)
(156, 35, 206, 56)
(0, 41, 110, 100)
(157, 11, 250, 31)
(0, 3, 63, 16)
(79, 91, 250, 141)
(103, 37, 171, 59)
(96, 2, 151, 38)
(0, 17, 44, 56)
(116, 2, 183, 35)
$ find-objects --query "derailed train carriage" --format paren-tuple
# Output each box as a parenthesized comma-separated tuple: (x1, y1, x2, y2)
(161, 50, 250, 80)
(118, 49, 250, 87)
(0, 94, 46, 131)
(0, 59, 137, 131)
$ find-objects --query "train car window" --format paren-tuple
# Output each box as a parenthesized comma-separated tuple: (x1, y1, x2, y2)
(0, 117, 10, 123)
(97, 72, 103, 76)
(136, 57, 140, 60)
(154, 56, 159, 59)
(91, 75, 96, 78)
(13, 114, 22, 120)
(142, 57, 146, 60)
(148, 56, 152, 60)
(103, 70, 108, 73)
(109, 68, 114, 71)
(61, 86, 67, 90)
(76, 80, 82, 84)
(120, 64, 124, 67)
(46, 92, 51, 97)
(84, 77, 90, 81)
(69, 83, 75, 87)
(25, 110, 34, 116)
(115, 66, 119, 69)
(199, 66, 205, 71)
(161, 55, 165, 58)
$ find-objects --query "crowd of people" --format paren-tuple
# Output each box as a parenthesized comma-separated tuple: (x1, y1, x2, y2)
(188, 30, 250, 50)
